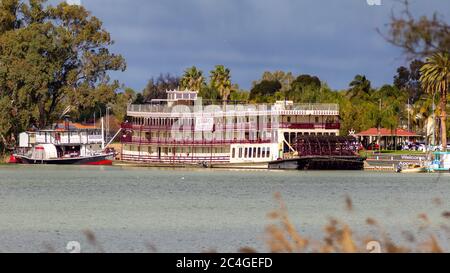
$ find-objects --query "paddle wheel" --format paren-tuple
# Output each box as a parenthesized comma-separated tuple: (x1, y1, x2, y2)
(270, 136, 365, 170)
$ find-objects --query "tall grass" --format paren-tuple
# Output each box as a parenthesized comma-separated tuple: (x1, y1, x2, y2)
(262, 193, 449, 253)
(1, 154, 10, 164)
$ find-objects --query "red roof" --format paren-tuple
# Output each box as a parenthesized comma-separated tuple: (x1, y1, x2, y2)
(356, 128, 420, 137)
(54, 122, 97, 130)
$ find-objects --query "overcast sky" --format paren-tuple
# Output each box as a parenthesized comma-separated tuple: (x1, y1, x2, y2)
(53, 0, 450, 91)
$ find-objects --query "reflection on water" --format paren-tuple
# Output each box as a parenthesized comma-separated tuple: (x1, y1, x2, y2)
(0, 165, 449, 252)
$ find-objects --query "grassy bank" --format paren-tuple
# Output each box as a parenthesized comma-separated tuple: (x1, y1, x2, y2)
(1, 154, 10, 164)
(359, 150, 426, 158)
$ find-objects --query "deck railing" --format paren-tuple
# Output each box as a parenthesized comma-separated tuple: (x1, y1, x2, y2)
(121, 122, 340, 131)
(121, 136, 272, 146)
(121, 154, 230, 163)
(127, 103, 339, 114)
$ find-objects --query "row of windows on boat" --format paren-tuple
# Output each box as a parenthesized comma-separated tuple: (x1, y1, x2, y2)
(125, 146, 229, 154)
(128, 116, 338, 126)
(231, 147, 271, 159)
(123, 145, 271, 159)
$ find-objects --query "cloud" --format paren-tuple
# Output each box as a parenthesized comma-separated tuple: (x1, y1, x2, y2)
(50, 0, 450, 91)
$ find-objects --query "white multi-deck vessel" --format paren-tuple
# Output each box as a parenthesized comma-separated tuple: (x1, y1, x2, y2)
(120, 89, 342, 167)
(12, 120, 114, 165)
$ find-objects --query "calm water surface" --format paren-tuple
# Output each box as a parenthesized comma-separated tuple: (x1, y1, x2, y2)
(0, 165, 449, 252)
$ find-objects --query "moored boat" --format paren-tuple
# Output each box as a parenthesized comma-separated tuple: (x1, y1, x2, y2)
(120, 89, 342, 167)
(14, 152, 113, 165)
(10, 119, 115, 166)
(398, 167, 428, 173)
(426, 152, 450, 172)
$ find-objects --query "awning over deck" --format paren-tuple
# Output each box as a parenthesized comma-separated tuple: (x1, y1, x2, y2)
(356, 128, 420, 137)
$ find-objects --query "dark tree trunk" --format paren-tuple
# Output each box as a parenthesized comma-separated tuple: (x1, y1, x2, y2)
(441, 91, 447, 151)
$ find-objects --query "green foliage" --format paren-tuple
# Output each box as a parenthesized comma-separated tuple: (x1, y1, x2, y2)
(110, 88, 135, 122)
(249, 80, 282, 103)
(180, 66, 205, 92)
(285, 74, 322, 102)
(142, 73, 179, 101)
(229, 89, 249, 102)
(198, 85, 220, 101)
(394, 60, 424, 103)
(346, 75, 372, 100)
(210, 65, 232, 102)
(420, 52, 450, 150)
(252, 71, 294, 95)
(0, 0, 125, 147)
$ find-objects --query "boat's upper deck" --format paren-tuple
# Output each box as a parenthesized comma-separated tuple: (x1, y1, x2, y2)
(19, 129, 104, 148)
(127, 102, 340, 118)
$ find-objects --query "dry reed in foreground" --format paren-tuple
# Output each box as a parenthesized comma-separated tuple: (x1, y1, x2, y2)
(262, 193, 448, 253)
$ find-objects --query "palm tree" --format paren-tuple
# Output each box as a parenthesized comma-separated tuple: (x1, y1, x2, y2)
(210, 65, 232, 104)
(420, 52, 450, 151)
(347, 75, 372, 100)
(180, 66, 205, 92)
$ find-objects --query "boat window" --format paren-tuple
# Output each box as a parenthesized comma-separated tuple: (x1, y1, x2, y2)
(244, 148, 248, 158)
(231, 148, 236, 158)
(239, 148, 242, 158)
(257, 147, 261, 158)
(249, 148, 252, 158)
(253, 147, 257, 158)
(266, 148, 271, 158)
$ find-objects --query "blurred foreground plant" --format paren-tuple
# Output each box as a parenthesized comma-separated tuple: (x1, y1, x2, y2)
(263, 193, 448, 253)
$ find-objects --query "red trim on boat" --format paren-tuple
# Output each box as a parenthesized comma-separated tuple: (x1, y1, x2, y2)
(85, 160, 113, 166)
(8, 155, 19, 164)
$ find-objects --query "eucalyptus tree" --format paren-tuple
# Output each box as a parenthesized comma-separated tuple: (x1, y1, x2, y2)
(0, 0, 126, 149)
(380, 0, 450, 59)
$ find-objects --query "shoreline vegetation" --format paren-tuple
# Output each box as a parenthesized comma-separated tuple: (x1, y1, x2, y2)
(1, 1, 449, 155)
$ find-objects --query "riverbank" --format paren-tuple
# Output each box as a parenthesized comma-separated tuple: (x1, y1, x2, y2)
(1, 154, 10, 164)
(4, 152, 429, 173)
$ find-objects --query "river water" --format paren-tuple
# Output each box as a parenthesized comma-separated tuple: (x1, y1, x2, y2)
(0, 165, 449, 253)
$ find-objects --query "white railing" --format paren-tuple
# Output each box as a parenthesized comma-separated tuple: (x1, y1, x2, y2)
(35, 134, 103, 145)
(127, 103, 339, 118)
